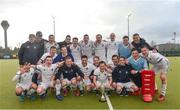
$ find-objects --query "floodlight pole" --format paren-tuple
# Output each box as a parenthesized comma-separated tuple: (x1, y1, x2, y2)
(173, 32, 176, 44)
(127, 13, 132, 37)
(52, 16, 56, 36)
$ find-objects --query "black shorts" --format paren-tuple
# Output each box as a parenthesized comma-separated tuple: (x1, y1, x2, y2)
(32, 73, 38, 84)
(130, 72, 142, 88)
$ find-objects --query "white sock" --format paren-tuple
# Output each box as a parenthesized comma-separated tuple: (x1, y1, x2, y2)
(161, 84, 167, 96)
(55, 83, 61, 95)
(78, 81, 84, 91)
(155, 82, 158, 90)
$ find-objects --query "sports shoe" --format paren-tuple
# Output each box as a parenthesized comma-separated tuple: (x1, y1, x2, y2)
(19, 95, 25, 102)
(63, 89, 68, 96)
(157, 95, 165, 102)
(56, 95, 64, 101)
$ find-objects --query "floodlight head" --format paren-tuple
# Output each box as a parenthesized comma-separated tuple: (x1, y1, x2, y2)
(1, 20, 9, 31)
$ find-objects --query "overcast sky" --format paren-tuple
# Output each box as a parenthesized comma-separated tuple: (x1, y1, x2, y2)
(0, 0, 180, 48)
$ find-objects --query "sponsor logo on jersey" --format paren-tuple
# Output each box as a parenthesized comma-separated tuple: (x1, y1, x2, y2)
(70, 69, 73, 73)
(126, 71, 128, 74)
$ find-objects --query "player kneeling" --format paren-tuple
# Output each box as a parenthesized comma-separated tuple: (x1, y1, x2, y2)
(55, 56, 84, 100)
(78, 55, 96, 95)
(36, 56, 60, 99)
(112, 56, 139, 96)
(12, 63, 36, 102)
(93, 61, 112, 102)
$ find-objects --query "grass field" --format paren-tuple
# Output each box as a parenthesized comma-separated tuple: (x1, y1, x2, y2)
(0, 57, 180, 109)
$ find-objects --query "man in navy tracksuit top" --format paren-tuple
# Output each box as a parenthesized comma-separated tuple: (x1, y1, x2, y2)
(54, 56, 84, 100)
(57, 45, 74, 62)
(18, 34, 41, 66)
(112, 56, 138, 96)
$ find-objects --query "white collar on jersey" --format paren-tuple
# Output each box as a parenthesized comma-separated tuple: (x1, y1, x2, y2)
(133, 57, 141, 62)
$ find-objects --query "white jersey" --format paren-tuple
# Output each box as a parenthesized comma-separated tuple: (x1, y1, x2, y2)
(107, 61, 117, 70)
(70, 45, 82, 64)
(106, 41, 119, 61)
(36, 64, 58, 83)
(94, 68, 110, 83)
(44, 42, 59, 53)
(93, 41, 107, 62)
(12, 68, 35, 87)
(79, 63, 96, 77)
(141, 51, 169, 65)
(40, 52, 58, 61)
(79, 41, 94, 59)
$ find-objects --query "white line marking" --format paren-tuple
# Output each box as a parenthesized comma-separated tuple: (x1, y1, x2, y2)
(105, 93, 114, 110)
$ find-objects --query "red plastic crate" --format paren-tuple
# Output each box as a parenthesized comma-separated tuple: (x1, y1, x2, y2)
(141, 70, 155, 97)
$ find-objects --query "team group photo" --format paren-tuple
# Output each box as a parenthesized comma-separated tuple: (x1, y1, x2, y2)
(0, 0, 180, 109)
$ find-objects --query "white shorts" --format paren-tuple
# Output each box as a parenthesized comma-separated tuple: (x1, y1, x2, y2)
(16, 83, 32, 90)
(83, 76, 91, 86)
(38, 82, 51, 90)
(96, 81, 110, 89)
(116, 82, 135, 89)
(152, 59, 169, 74)
(62, 79, 71, 86)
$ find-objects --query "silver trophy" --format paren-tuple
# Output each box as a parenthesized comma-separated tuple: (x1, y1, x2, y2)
(99, 84, 106, 102)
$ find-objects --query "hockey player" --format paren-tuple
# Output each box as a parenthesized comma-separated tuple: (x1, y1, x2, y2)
(55, 56, 84, 100)
(112, 56, 138, 96)
(12, 63, 36, 102)
(141, 46, 169, 101)
(78, 55, 96, 95)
